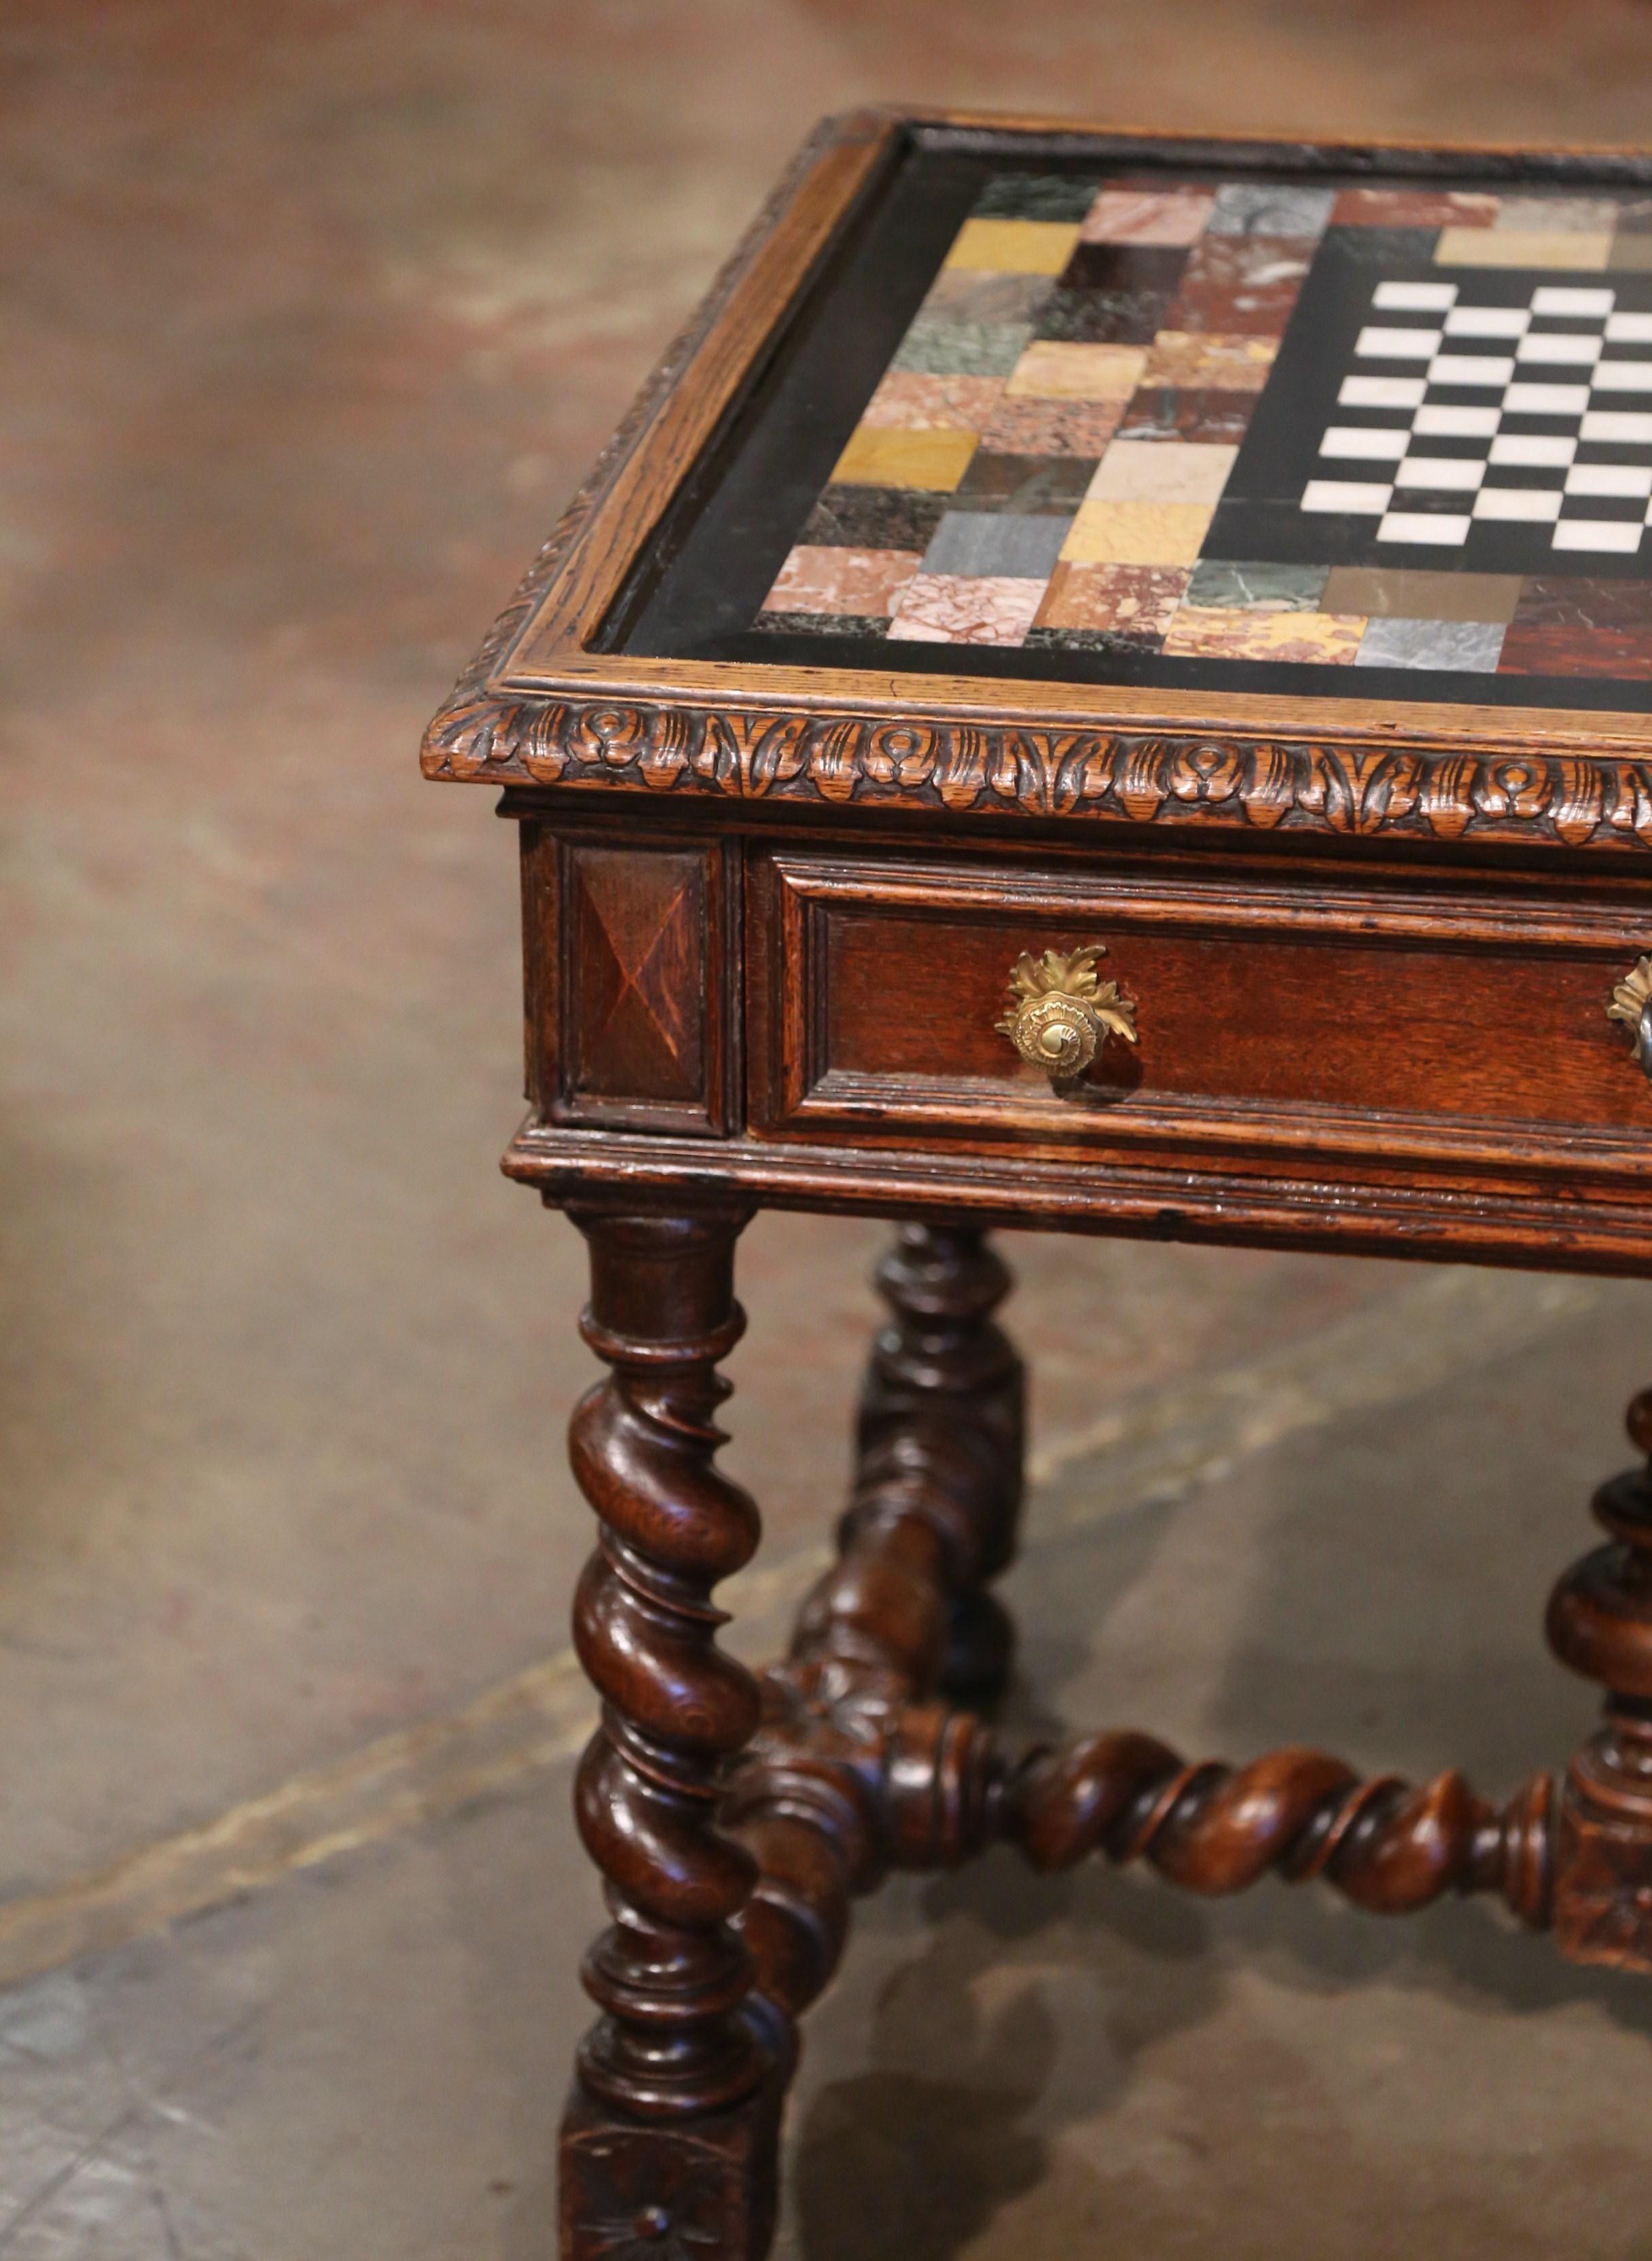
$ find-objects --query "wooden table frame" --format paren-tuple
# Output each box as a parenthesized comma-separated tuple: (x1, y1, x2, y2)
(424, 111, 1652, 2260)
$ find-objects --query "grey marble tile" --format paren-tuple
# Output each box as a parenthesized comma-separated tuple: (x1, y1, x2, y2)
(1354, 616, 1508, 669)
(921, 509, 1073, 579)
(1206, 183, 1335, 238)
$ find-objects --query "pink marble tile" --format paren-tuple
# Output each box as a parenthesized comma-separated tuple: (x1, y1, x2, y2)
(887, 572, 1045, 645)
(761, 545, 921, 615)
(859, 371, 1005, 432)
(1081, 189, 1215, 246)
(976, 394, 1124, 457)
(1330, 189, 1499, 229)
(1035, 561, 1188, 634)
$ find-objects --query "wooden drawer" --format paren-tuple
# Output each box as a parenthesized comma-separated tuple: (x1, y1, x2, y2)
(747, 846, 1652, 1180)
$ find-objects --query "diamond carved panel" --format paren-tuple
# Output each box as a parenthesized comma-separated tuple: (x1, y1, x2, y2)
(564, 845, 715, 1121)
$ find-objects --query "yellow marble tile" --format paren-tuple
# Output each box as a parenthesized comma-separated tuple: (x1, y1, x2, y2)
(1141, 331, 1277, 390)
(944, 218, 1081, 274)
(1435, 229, 1613, 270)
(1087, 439, 1238, 506)
(1162, 607, 1367, 662)
(1060, 501, 1214, 566)
(830, 425, 978, 490)
(1005, 342, 1148, 401)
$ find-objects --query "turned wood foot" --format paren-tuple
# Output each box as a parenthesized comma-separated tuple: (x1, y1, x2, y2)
(558, 1204, 780, 2261)
(1547, 1387, 1652, 1970)
(560, 2084, 783, 2261)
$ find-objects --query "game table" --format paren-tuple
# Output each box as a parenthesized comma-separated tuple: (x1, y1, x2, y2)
(423, 110, 1652, 2258)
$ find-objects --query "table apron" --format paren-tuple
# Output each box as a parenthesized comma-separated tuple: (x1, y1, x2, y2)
(515, 816, 1652, 1272)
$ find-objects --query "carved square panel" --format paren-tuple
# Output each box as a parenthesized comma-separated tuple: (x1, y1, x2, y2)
(1554, 1788, 1652, 1971)
(529, 835, 734, 1136)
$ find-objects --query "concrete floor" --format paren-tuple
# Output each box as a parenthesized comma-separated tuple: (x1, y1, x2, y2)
(9, 1, 1652, 2251)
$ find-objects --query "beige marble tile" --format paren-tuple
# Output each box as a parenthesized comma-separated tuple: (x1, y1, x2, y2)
(1142, 331, 1278, 390)
(1059, 500, 1214, 565)
(1321, 567, 1522, 623)
(1494, 196, 1622, 234)
(1437, 230, 1612, 269)
(1086, 439, 1238, 505)
(1005, 342, 1149, 400)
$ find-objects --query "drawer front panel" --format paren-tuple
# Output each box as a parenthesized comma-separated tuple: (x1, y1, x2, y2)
(751, 850, 1652, 1173)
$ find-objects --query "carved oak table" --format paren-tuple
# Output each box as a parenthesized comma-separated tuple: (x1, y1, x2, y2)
(423, 111, 1652, 2258)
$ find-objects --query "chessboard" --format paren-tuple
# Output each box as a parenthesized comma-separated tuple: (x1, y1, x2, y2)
(1306, 278, 1652, 558)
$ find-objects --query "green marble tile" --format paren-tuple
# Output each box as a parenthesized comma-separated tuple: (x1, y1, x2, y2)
(891, 316, 1035, 378)
(1185, 558, 1329, 611)
(973, 173, 1102, 223)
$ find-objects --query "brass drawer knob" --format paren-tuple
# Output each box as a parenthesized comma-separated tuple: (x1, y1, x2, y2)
(1608, 956, 1652, 1081)
(997, 945, 1137, 1084)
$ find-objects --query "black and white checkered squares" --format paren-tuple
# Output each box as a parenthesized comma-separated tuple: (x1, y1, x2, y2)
(1304, 278, 1652, 555)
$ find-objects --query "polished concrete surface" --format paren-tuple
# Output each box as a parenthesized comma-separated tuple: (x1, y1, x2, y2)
(7, 1, 1652, 2251)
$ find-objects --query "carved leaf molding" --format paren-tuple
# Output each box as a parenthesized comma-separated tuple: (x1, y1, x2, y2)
(421, 689, 1652, 852)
